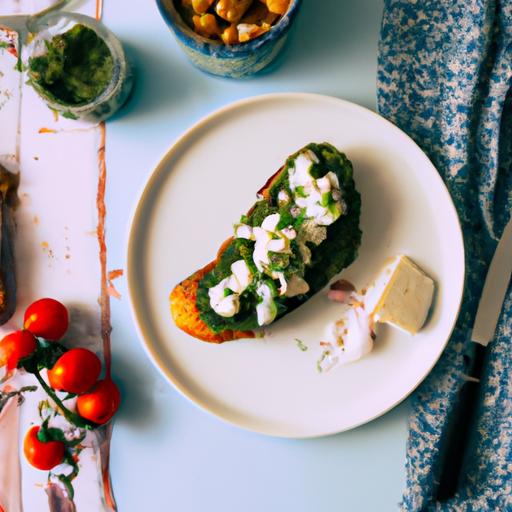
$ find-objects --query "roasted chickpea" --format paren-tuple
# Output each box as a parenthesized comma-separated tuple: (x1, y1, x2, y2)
(221, 24, 239, 44)
(191, 0, 215, 14)
(216, 0, 253, 23)
(265, 0, 290, 15)
(192, 14, 222, 37)
(179, 0, 288, 44)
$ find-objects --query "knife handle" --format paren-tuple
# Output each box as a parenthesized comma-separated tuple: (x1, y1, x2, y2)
(436, 343, 487, 501)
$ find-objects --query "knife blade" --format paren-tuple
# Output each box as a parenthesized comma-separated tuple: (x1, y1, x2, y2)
(471, 219, 512, 345)
(436, 217, 512, 500)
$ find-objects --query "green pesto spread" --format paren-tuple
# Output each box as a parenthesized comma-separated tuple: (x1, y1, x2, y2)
(29, 24, 113, 106)
(196, 142, 362, 333)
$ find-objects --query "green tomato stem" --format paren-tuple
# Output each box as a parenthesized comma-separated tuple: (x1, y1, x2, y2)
(33, 370, 92, 430)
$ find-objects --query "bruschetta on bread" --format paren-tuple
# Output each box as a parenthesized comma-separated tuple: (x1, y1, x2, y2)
(170, 142, 362, 342)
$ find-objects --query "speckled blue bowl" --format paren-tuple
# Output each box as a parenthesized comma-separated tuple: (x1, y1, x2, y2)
(156, 0, 302, 78)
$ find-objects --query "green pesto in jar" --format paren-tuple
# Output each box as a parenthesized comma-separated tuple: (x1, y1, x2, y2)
(28, 24, 114, 106)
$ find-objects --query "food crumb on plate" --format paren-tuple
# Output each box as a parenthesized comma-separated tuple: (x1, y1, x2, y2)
(295, 338, 308, 352)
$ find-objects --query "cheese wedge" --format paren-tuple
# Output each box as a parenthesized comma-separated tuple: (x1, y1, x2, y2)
(364, 255, 435, 334)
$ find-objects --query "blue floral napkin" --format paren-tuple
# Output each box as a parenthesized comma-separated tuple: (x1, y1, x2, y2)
(377, 1, 512, 510)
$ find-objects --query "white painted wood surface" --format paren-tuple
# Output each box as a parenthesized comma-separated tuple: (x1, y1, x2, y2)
(0, 1, 114, 510)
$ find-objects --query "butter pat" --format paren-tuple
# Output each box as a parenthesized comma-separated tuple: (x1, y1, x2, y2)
(365, 255, 435, 334)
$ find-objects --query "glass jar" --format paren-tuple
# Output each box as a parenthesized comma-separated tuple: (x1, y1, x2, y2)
(26, 11, 134, 123)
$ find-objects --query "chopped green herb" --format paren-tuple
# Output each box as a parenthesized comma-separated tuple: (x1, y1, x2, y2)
(277, 208, 294, 229)
(316, 350, 330, 373)
(62, 110, 78, 120)
(321, 191, 331, 207)
(268, 252, 290, 271)
(295, 338, 308, 352)
(295, 185, 307, 198)
(15, 58, 25, 73)
(292, 208, 307, 229)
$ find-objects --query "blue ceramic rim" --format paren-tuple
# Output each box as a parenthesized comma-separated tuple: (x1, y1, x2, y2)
(156, 0, 302, 58)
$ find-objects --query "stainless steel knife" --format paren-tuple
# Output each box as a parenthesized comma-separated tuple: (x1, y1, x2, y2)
(437, 217, 512, 500)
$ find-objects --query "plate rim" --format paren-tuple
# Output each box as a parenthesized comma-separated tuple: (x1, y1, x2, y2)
(125, 92, 466, 438)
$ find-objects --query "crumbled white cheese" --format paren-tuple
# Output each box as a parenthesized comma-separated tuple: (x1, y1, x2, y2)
(267, 238, 286, 253)
(281, 226, 297, 240)
(208, 277, 240, 317)
(251, 214, 296, 275)
(275, 272, 288, 296)
(208, 259, 253, 318)
(234, 223, 254, 240)
(288, 151, 344, 226)
(256, 282, 277, 326)
(252, 226, 274, 272)
(261, 213, 280, 232)
(215, 294, 239, 317)
(277, 189, 290, 205)
(228, 260, 253, 294)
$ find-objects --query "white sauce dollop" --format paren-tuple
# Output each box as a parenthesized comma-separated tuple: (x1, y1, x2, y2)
(318, 304, 374, 371)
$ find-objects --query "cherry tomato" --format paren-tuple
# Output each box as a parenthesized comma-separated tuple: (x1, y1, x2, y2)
(0, 330, 37, 370)
(23, 426, 65, 470)
(24, 298, 69, 341)
(77, 378, 120, 425)
(48, 348, 101, 394)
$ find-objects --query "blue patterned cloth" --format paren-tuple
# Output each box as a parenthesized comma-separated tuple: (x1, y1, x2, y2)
(377, 1, 512, 510)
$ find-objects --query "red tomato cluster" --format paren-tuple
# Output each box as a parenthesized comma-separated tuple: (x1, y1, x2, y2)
(0, 298, 121, 471)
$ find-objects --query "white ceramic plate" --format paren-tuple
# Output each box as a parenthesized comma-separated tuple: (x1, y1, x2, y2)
(127, 93, 464, 438)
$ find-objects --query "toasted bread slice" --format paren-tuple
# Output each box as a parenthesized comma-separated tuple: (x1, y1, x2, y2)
(170, 143, 361, 343)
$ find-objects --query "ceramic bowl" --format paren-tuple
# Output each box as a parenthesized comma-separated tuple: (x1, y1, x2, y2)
(156, 0, 302, 78)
